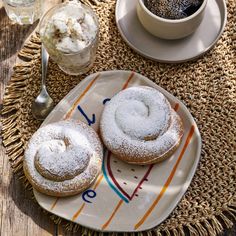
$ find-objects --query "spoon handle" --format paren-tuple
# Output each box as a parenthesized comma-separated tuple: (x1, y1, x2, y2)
(41, 45, 49, 88)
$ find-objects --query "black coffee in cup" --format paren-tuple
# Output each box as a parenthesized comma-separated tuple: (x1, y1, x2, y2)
(144, 0, 204, 20)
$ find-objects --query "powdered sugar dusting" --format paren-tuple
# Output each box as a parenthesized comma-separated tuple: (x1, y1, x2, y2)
(35, 140, 91, 181)
(100, 86, 183, 163)
(114, 86, 171, 140)
(24, 120, 103, 196)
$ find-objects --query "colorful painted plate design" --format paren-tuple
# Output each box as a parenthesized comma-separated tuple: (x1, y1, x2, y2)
(33, 71, 202, 232)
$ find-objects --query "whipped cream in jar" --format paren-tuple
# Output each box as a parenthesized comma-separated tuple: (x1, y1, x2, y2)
(39, 1, 99, 75)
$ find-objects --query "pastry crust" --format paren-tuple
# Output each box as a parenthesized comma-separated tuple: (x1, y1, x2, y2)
(23, 120, 103, 197)
(100, 86, 183, 165)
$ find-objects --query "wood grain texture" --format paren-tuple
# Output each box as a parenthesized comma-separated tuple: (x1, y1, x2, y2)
(0, 0, 235, 235)
(0, 1, 59, 236)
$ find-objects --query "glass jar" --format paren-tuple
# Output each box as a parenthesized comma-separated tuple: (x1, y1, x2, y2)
(3, 0, 42, 25)
(39, 1, 99, 75)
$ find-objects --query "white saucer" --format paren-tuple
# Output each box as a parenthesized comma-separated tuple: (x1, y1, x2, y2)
(115, 0, 227, 63)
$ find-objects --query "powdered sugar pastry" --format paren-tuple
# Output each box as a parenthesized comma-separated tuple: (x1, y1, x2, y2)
(100, 86, 184, 164)
(24, 120, 103, 197)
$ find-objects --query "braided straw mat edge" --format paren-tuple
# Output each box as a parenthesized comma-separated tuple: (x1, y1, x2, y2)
(1, 0, 236, 235)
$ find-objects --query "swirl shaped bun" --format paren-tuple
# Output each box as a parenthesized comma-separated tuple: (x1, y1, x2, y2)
(100, 86, 183, 164)
(24, 120, 103, 197)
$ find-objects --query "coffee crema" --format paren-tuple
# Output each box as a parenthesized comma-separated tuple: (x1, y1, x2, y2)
(144, 0, 204, 20)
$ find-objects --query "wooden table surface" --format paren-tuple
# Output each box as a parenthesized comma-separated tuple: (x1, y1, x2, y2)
(0, 1, 235, 236)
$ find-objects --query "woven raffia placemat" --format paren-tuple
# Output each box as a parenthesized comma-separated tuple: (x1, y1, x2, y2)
(1, 0, 236, 235)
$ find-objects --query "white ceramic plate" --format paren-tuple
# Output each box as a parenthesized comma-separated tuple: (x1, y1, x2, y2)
(115, 0, 227, 63)
(34, 71, 201, 232)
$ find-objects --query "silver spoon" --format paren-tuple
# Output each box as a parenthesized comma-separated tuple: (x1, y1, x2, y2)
(32, 45, 54, 120)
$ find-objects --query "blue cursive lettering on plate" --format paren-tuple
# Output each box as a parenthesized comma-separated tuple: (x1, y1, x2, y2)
(77, 105, 96, 126)
(103, 98, 111, 105)
(82, 189, 97, 203)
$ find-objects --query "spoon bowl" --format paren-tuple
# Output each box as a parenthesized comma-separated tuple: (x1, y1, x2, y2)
(32, 45, 54, 120)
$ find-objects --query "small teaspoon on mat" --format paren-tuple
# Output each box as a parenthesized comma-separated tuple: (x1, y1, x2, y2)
(32, 45, 54, 120)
